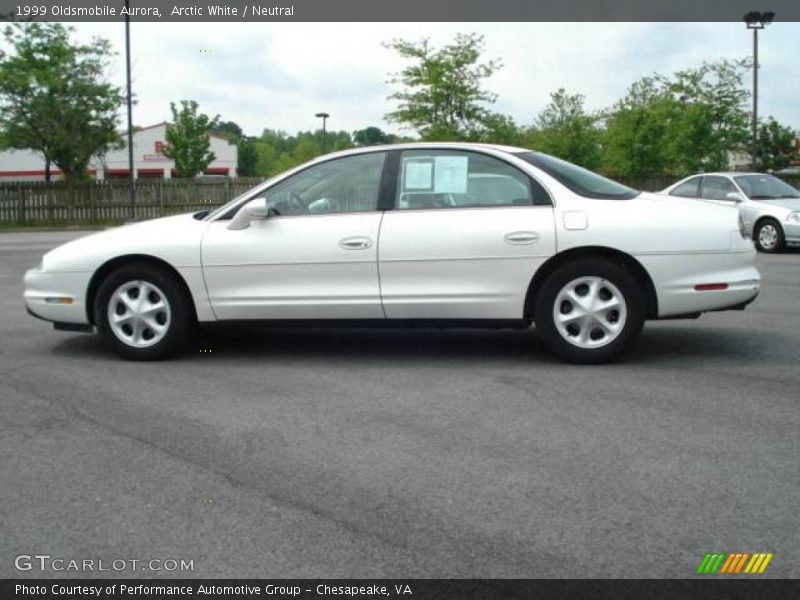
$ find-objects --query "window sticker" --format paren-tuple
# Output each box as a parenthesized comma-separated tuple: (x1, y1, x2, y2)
(434, 156, 468, 194)
(403, 159, 434, 190)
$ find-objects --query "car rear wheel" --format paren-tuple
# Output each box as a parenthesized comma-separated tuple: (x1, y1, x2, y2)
(754, 219, 784, 253)
(534, 259, 645, 364)
(94, 264, 193, 360)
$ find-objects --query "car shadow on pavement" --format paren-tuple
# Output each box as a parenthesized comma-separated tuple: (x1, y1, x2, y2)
(48, 322, 795, 368)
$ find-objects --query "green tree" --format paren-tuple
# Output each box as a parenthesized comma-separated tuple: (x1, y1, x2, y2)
(468, 112, 522, 146)
(602, 61, 751, 179)
(602, 79, 677, 179)
(352, 126, 397, 146)
(162, 100, 220, 178)
(666, 60, 750, 171)
(756, 117, 798, 172)
(236, 137, 258, 177)
(0, 23, 123, 181)
(384, 33, 501, 140)
(525, 89, 602, 169)
(211, 120, 243, 141)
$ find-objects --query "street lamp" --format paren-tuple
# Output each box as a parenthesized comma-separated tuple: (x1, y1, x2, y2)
(743, 11, 775, 170)
(315, 112, 330, 152)
(124, 0, 135, 218)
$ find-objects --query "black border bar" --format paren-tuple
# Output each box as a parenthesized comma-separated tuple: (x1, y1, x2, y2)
(1, 0, 799, 22)
(3, 579, 800, 600)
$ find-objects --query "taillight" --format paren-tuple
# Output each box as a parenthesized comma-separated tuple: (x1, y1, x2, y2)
(694, 283, 729, 291)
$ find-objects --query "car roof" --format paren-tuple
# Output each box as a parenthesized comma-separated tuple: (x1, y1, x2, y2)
(683, 172, 769, 178)
(309, 142, 531, 162)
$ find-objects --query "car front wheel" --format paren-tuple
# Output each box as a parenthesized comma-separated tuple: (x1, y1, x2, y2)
(94, 264, 193, 360)
(754, 219, 784, 253)
(534, 259, 645, 364)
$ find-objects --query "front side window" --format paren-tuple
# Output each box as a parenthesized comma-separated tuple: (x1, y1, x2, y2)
(396, 150, 546, 210)
(700, 176, 738, 201)
(263, 152, 386, 216)
(669, 178, 701, 198)
(515, 152, 639, 200)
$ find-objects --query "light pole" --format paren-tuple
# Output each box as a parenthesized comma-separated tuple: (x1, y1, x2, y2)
(125, 0, 135, 218)
(744, 11, 774, 170)
(315, 112, 330, 152)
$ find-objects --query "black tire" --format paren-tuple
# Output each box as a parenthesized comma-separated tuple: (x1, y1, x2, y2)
(534, 259, 645, 364)
(753, 218, 785, 253)
(94, 263, 194, 360)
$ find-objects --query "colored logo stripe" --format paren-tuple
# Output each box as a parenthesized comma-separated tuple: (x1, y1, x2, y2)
(697, 552, 773, 574)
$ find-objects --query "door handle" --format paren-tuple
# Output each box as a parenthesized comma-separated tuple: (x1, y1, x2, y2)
(504, 231, 540, 245)
(339, 236, 373, 250)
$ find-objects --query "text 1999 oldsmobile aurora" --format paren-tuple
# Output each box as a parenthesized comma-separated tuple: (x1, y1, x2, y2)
(24, 143, 760, 363)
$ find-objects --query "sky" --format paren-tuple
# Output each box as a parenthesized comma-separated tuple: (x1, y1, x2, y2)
(65, 21, 800, 137)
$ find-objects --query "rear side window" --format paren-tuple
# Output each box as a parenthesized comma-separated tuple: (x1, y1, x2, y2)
(396, 150, 550, 210)
(669, 178, 701, 198)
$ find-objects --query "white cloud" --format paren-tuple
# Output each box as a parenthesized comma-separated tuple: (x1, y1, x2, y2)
(66, 21, 800, 137)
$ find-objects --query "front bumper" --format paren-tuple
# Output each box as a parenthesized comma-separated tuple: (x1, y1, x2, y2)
(783, 221, 800, 245)
(23, 268, 93, 325)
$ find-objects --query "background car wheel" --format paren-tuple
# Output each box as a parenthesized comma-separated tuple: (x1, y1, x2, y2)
(94, 263, 193, 360)
(534, 259, 645, 364)
(754, 219, 784, 253)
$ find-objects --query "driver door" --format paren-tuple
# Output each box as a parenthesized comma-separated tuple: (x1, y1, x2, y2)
(201, 152, 388, 320)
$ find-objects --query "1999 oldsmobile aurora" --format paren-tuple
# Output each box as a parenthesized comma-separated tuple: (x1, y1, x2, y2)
(24, 143, 760, 363)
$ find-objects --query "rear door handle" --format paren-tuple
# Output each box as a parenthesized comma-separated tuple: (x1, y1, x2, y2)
(339, 236, 373, 250)
(504, 231, 540, 245)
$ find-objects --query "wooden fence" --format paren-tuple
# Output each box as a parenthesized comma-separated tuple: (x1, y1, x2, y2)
(0, 178, 265, 227)
(0, 175, 798, 228)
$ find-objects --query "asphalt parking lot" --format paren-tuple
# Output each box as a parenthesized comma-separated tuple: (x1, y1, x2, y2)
(1, 230, 798, 579)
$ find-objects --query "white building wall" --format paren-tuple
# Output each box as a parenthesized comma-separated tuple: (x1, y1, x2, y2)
(0, 122, 237, 181)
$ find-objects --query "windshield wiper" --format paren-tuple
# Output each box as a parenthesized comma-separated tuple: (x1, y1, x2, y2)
(749, 195, 776, 199)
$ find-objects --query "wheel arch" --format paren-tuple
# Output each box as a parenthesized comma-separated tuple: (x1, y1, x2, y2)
(525, 246, 659, 321)
(752, 214, 782, 239)
(85, 254, 198, 325)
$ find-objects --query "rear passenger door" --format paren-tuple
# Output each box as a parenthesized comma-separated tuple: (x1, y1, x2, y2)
(378, 149, 556, 320)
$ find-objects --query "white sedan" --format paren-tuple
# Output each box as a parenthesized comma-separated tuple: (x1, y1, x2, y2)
(662, 172, 800, 253)
(24, 143, 760, 363)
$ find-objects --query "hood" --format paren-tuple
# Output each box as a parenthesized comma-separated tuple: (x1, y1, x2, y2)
(42, 213, 207, 272)
(756, 198, 800, 211)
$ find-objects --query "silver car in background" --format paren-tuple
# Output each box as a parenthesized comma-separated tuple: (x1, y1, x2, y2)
(663, 172, 800, 252)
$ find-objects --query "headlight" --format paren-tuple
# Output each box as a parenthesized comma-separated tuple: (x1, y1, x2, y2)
(787, 211, 800, 223)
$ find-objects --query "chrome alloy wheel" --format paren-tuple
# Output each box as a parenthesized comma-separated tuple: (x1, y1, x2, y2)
(553, 276, 628, 349)
(758, 223, 779, 251)
(107, 280, 172, 348)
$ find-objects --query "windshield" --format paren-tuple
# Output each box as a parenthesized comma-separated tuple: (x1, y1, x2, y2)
(514, 152, 640, 200)
(734, 175, 800, 199)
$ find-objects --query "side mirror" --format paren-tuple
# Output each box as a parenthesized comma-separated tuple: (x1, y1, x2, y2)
(227, 197, 272, 230)
(725, 191, 744, 202)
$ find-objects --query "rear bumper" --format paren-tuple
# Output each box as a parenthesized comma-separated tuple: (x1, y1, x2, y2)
(638, 250, 761, 318)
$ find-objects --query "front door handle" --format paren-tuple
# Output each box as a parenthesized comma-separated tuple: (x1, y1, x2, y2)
(339, 236, 373, 250)
(504, 231, 540, 245)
